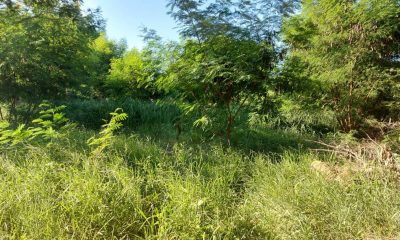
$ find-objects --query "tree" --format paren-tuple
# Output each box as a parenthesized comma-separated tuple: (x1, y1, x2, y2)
(140, 28, 181, 97)
(168, 36, 273, 143)
(104, 29, 181, 100)
(106, 49, 148, 98)
(88, 32, 127, 98)
(0, 0, 103, 120)
(166, 0, 299, 143)
(283, 0, 400, 134)
(167, 0, 300, 42)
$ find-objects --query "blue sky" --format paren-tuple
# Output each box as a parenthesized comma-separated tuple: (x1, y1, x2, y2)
(83, 0, 180, 49)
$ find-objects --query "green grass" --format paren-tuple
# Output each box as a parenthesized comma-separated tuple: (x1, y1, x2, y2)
(1, 99, 399, 239)
(236, 154, 400, 239)
(0, 129, 399, 239)
(61, 98, 181, 130)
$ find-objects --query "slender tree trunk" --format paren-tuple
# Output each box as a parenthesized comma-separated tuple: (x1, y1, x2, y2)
(347, 59, 355, 132)
(225, 96, 249, 146)
(23, 102, 37, 124)
(9, 97, 17, 123)
(347, 83, 353, 131)
(173, 116, 182, 141)
(0, 107, 3, 121)
(226, 101, 233, 146)
(226, 114, 233, 146)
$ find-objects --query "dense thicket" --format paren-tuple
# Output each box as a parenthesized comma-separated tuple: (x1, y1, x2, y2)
(0, 0, 103, 119)
(0, 0, 399, 139)
(0, 1, 400, 238)
(166, 0, 300, 143)
(282, 0, 400, 134)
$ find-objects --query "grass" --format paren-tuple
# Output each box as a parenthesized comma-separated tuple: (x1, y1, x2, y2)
(0, 99, 399, 239)
(237, 154, 400, 239)
(61, 98, 181, 130)
(0, 128, 399, 239)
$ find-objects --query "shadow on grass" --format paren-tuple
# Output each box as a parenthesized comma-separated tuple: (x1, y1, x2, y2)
(230, 127, 317, 154)
(129, 122, 318, 157)
(54, 99, 318, 156)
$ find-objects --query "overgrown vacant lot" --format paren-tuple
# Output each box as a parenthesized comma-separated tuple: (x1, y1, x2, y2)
(1, 0, 400, 239)
(0, 126, 399, 239)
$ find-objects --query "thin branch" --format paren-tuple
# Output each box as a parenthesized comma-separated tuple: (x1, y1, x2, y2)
(233, 95, 249, 121)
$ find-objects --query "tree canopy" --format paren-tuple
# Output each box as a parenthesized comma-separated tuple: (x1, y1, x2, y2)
(283, 0, 400, 133)
(0, 0, 103, 117)
(0, 0, 399, 139)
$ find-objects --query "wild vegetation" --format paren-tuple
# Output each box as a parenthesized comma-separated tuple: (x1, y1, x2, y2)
(0, 0, 399, 239)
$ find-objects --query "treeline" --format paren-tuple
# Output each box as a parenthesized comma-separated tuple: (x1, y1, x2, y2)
(0, 0, 399, 140)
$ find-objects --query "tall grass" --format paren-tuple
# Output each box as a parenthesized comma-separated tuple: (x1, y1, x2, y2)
(236, 153, 400, 239)
(62, 99, 181, 130)
(58, 100, 308, 154)
(0, 130, 399, 239)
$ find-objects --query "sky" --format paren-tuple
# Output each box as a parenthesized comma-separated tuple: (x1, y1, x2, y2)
(83, 0, 180, 49)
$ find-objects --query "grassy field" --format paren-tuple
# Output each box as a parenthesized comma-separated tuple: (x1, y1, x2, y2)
(0, 100, 399, 239)
(0, 127, 399, 239)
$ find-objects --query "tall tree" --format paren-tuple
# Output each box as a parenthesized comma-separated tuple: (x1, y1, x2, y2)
(283, 0, 400, 133)
(166, 0, 299, 143)
(106, 48, 148, 98)
(88, 32, 127, 98)
(167, 36, 273, 143)
(0, 0, 103, 119)
(103, 29, 180, 100)
(167, 0, 300, 42)
(140, 28, 181, 96)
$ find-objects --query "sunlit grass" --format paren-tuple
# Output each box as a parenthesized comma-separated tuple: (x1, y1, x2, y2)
(0, 130, 399, 239)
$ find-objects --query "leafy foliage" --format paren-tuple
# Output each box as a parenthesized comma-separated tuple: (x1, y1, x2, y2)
(0, 102, 72, 147)
(0, 0, 103, 117)
(86, 32, 128, 97)
(167, 36, 274, 142)
(140, 28, 181, 96)
(30, 102, 74, 142)
(87, 108, 128, 154)
(0, 121, 30, 146)
(103, 29, 180, 99)
(106, 49, 147, 97)
(167, 0, 300, 42)
(283, 0, 400, 133)
(165, 0, 299, 143)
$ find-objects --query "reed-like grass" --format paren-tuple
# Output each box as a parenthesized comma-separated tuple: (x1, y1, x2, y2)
(62, 98, 181, 130)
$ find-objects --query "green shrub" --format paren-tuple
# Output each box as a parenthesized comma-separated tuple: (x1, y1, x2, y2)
(87, 108, 128, 154)
(0, 102, 73, 147)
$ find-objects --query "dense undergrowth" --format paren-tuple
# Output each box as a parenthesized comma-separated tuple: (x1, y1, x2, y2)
(1, 0, 399, 238)
(0, 101, 399, 239)
(0, 132, 399, 239)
